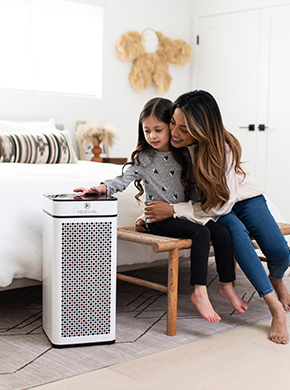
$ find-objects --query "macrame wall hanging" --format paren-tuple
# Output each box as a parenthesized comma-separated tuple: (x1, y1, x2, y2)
(116, 30, 192, 93)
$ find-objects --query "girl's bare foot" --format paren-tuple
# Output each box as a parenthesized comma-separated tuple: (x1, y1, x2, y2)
(218, 282, 248, 313)
(269, 275, 290, 311)
(264, 292, 289, 344)
(191, 286, 221, 323)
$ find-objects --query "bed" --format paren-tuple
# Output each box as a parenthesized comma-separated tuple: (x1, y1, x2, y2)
(0, 119, 190, 290)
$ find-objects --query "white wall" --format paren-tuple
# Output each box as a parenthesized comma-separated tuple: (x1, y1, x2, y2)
(0, 0, 193, 159)
(192, 0, 290, 15)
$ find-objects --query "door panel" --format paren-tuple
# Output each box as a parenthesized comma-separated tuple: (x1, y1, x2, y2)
(196, 6, 290, 220)
(197, 10, 260, 174)
(260, 5, 290, 220)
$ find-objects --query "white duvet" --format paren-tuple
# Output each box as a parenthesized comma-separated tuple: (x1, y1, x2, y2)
(0, 161, 179, 288)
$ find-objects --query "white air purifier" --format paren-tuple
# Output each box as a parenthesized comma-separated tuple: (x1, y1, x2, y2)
(42, 193, 117, 347)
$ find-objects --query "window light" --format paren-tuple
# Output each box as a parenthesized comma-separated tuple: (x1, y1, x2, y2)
(0, 0, 103, 97)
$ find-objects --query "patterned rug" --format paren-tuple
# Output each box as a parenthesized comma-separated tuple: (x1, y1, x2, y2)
(1, 258, 287, 390)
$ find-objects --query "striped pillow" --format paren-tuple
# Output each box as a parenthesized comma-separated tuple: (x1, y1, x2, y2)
(0, 131, 78, 164)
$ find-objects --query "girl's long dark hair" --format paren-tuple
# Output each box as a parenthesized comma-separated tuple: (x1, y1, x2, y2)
(123, 97, 191, 202)
(172, 90, 245, 211)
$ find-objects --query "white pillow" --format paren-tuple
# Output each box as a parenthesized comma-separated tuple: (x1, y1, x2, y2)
(0, 119, 57, 134)
(17, 119, 57, 128)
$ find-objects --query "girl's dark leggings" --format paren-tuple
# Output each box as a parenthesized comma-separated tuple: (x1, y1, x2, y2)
(148, 218, 235, 286)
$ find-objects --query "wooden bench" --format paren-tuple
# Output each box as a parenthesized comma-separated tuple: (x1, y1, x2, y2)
(117, 223, 290, 336)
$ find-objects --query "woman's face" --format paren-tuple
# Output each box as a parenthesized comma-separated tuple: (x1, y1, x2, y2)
(170, 108, 195, 148)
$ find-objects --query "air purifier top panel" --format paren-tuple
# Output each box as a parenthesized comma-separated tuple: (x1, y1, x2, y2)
(43, 193, 117, 218)
(44, 193, 116, 201)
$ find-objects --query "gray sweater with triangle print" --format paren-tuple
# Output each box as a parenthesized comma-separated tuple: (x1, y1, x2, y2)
(104, 150, 193, 205)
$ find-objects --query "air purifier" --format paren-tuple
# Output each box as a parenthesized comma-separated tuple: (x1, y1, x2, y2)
(42, 193, 117, 346)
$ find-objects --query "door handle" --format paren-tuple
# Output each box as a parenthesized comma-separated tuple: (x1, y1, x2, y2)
(258, 124, 268, 131)
(239, 124, 255, 131)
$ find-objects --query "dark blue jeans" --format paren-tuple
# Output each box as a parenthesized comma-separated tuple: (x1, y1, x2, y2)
(218, 195, 290, 297)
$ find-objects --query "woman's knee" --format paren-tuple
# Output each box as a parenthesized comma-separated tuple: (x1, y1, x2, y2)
(218, 215, 249, 239)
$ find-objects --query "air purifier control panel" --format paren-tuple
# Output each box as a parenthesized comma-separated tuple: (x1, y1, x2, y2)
(43, 193, 117, 218)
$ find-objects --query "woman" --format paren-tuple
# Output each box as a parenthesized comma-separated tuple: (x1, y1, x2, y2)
(137, 90, 290, 344)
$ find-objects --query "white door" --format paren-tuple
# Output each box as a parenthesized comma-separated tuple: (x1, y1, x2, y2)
(196, 5, 290, 220)
(196, 10, 260, 174)
(258, 5, 290, 220)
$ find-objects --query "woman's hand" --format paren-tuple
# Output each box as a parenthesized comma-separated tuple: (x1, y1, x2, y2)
(145, 201, 174, 223)
(135, 219, 148, 232)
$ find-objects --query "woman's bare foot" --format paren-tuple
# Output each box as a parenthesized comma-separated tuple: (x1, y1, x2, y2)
(218, 282, 248, 313)
(264, 292, 289, 344)
(269, 275, 290, 311)
(191, 285, 221, 323)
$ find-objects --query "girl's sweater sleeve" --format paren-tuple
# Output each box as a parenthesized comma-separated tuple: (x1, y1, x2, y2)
(103, 164, 139, 196)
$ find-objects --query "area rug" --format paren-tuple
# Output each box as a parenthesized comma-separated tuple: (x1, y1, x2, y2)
(1, 258, 288, 390)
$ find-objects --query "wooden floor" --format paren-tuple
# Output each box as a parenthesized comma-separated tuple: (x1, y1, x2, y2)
(2, 258, 290, 390)
(33, 314, 290, 390)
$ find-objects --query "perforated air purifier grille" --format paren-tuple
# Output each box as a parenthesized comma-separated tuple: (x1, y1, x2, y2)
(60, 221, 112, 338)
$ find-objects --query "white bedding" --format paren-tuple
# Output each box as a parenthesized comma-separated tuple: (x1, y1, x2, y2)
(0, 160, 189, 288)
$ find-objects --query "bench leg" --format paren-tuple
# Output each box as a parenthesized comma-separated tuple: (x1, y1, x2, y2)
(167, 248, 179, 336)
(233, 257, 237, 287)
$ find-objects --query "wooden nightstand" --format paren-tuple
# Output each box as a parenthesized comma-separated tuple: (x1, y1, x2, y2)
(102, 157, 127, 165)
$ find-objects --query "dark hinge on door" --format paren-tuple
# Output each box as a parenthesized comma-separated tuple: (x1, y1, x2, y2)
(196, 35, 199, 45)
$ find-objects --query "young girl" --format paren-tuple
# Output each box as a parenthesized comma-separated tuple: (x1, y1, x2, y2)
(143, 90, 290, 344)
(74, 97, 247, 323)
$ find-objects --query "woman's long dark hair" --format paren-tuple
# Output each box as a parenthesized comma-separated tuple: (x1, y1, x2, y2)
(172, 90, 245, 211)
(123, 97, 191, 202)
